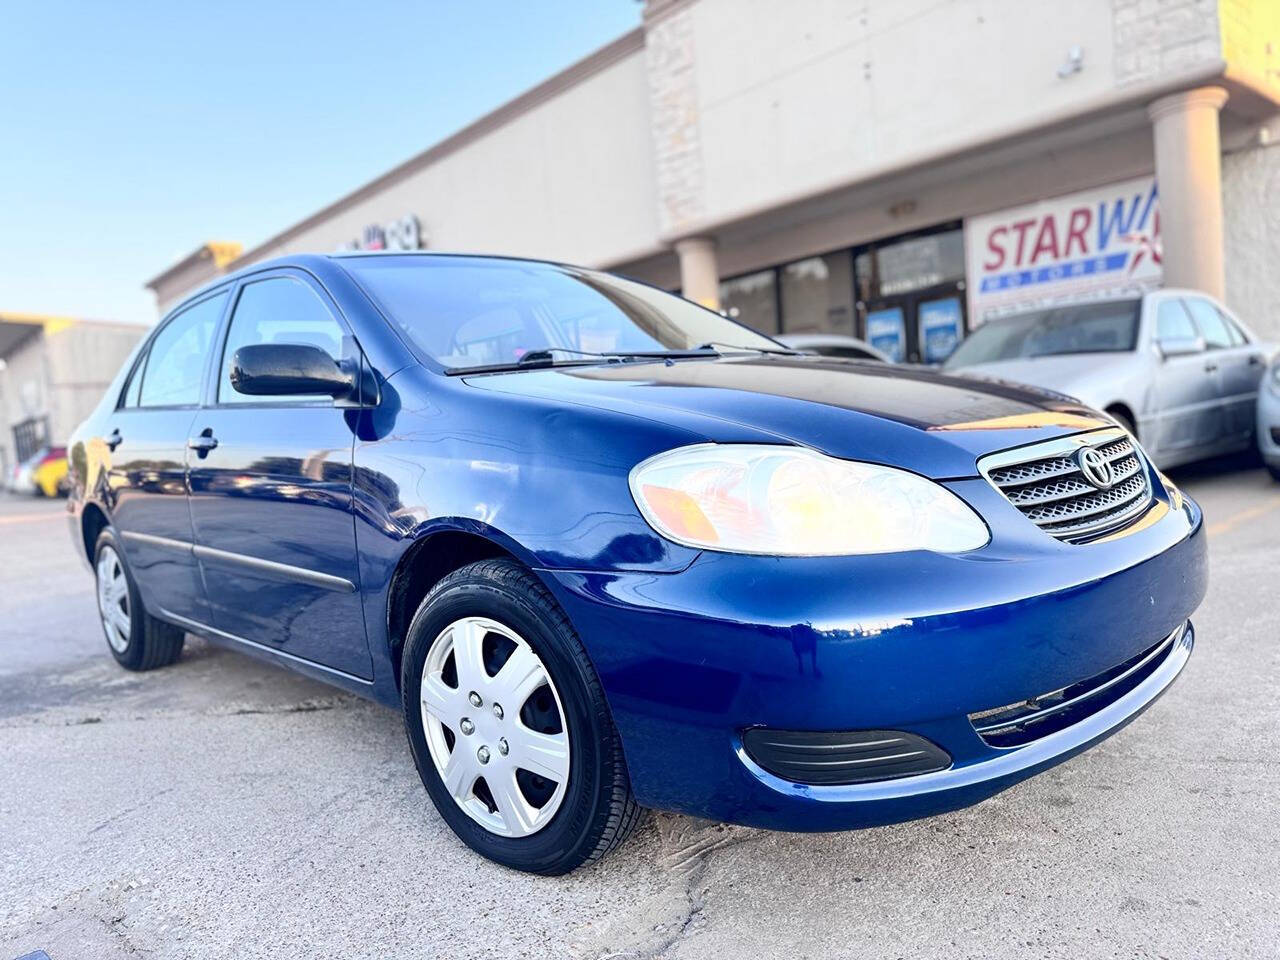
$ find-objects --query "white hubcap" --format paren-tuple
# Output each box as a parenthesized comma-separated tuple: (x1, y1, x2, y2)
(96, 545, 131, 653)
(420, 616, 570, 838)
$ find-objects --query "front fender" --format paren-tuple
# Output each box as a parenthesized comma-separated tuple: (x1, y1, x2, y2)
(351, 367, 703, 576)
(348, 367, 706, 706)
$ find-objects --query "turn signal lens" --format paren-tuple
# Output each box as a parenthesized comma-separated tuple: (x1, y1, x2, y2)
(639, 484, 719, 544)
(629, 444, 989, 556)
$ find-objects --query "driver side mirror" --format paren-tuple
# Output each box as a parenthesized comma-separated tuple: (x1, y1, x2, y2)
(230, 343, 369, 403)
(1157, 335, 1206, 360)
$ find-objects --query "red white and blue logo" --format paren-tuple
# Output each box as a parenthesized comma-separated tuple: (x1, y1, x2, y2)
(966, 177, 1162, 321)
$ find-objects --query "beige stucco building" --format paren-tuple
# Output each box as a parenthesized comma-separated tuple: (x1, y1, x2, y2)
(0, 314, 145, 476)
(148, 0, 1280, 364)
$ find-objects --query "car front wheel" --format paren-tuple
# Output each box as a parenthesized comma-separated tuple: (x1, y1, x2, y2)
(400, 558, 642, 874)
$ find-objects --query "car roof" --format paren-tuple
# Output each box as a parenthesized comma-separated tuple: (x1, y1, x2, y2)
(182, 250, 610, 306)
(161, 251, 586, 322)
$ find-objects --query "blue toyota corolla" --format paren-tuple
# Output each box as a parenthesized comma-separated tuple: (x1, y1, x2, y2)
(67, 253, 1207, 874)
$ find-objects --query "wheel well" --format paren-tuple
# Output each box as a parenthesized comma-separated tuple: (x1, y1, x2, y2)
(386, 531, 514, 688)
(81, 503, 109, 563)
(1105, 403, 1138, 438)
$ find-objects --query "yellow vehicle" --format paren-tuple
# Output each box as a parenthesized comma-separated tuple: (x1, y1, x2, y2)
(13, 447, 70, 497)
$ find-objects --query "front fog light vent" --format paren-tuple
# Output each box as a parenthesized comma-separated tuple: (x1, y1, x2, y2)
(742, 728, 951, 786)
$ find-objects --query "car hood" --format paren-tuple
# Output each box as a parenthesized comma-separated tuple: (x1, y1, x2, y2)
(464, 355, 1111, 479)
(945, 352, 1131, 397)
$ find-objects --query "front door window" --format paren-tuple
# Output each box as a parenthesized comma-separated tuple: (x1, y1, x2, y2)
(218, 277, 346, 404)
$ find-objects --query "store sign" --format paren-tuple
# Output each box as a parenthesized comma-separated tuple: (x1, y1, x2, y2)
(338, 213, 424, 252)
(964, 177, 1161, 323)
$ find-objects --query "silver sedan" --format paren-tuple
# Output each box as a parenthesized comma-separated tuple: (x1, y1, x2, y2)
(944, 290, 1273, 469)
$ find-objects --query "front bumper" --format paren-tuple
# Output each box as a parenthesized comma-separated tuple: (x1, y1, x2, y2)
(542, 478, 1207, 831)
(1258, 383, 1280, 466)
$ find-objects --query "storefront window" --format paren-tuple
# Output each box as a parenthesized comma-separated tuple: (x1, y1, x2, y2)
(780, 253, 855, 335)
(718, 224, 966, 353)
(719, 269, 778, 335)
(855, 228, 965, 301)
(855, 250, 874, 303)
(875, 230, 964, 296)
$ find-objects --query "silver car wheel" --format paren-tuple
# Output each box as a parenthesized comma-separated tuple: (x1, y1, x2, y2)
(420, 616, 571, 838)
(96, 545, 131, 653)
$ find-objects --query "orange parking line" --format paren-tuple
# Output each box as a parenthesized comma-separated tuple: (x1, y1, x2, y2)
(1206, 495, 1280, 538)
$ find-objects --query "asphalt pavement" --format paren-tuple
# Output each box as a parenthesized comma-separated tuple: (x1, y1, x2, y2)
(2, 456, 1278, 960)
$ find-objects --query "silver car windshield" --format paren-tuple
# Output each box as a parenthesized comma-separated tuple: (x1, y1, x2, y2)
(341, 255, 780, 371)
(945, 299, 1140, 368)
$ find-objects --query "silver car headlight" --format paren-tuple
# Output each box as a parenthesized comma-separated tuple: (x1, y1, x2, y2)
(629, 444, 990, 556)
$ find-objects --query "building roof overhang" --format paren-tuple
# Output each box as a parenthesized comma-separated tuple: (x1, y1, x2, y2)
(145, 242, 243, 292)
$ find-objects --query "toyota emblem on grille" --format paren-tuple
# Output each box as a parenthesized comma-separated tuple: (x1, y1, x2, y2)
(1076, 447, 1115, 489)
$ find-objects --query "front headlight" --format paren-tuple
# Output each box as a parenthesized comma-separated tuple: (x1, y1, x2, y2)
(629, 444, 989, 556)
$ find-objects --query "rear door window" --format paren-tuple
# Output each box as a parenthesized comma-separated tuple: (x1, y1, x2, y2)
(1182, 298, 1232, 350)
(1216, 307, 1248, 346)
(138, 293, 226, 407)
(120, 352, 147, 408)
(1156, 300, 1196, 342)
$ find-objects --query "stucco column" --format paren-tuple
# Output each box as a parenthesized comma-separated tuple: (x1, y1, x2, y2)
(1147, 86, 1229, 299)
(675, 237, 720, 309)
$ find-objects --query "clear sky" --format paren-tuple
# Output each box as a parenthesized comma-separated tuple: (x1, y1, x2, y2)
(0, 1, 642, 325)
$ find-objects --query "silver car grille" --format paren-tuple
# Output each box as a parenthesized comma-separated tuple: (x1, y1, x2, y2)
(979, 427, 1154, 543)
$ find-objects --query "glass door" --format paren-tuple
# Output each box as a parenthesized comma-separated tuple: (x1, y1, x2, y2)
(854, 224, 967, 363)
(862, 285, 966, 364)
(864, 306, 907, 362)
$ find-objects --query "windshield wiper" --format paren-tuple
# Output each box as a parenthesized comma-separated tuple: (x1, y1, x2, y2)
(693, 341, 803, 356)
(517, 347, 625, 366)
(452, 346, 711, 376)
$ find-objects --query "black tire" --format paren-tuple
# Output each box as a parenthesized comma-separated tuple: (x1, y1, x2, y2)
(1267, 463, 1280, 483)
(93, 527, 185, 671)
(1107, 408, 1137, 437)
(400, 558, 642, 874)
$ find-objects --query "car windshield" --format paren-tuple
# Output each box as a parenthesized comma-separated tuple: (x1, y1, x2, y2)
(944, 299, 1140, 369)
(341, 255, 781, 371)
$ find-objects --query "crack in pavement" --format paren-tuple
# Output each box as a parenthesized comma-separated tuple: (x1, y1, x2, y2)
(589, 824, 760, 960)
(88, 789, 176, 836)
(0, 695, 362, 730)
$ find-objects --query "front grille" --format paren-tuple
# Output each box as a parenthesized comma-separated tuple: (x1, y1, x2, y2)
(968, 623, 1187, 748)
(980, 428, 1154, 542)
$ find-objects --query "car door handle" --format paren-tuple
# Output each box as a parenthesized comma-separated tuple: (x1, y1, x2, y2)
(187, 430, 218, 456)
(1249, 354, 1264, 366)
(105, 429, 123, 452)
(1204, 360, 1218, 373)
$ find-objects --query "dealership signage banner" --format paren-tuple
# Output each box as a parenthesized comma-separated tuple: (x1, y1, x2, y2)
(964, 177, 1161, 323)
